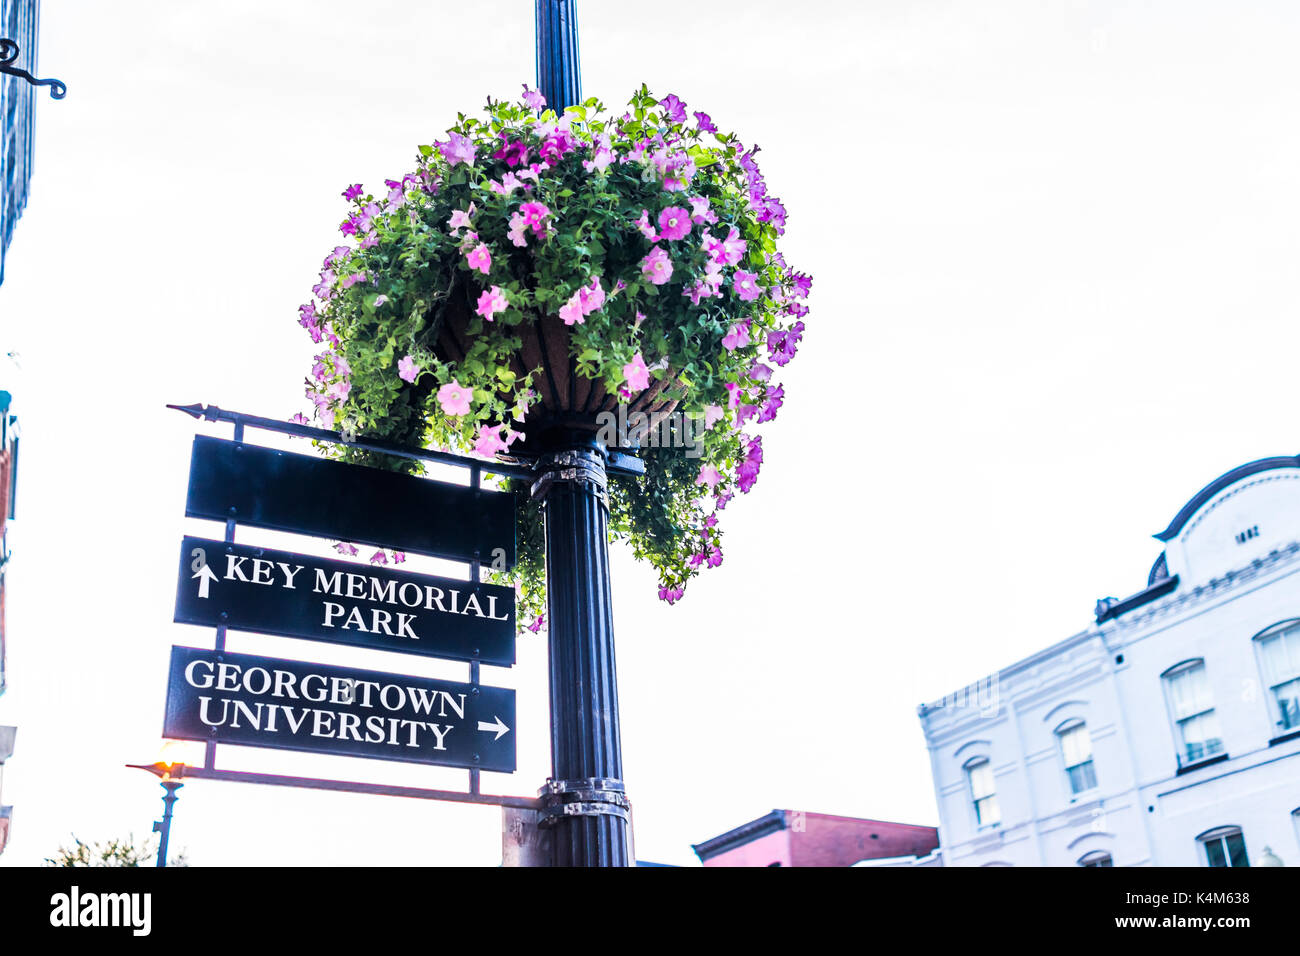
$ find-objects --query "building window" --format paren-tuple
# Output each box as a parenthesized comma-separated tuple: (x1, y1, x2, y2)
(965, 758, 1000, 828)
(1163, 661, 1225, 767)
(1198, 827, 1249, 868)
(1057, 720, 1098, 795)
(1078, 850, 1113, 867)
(1256, 623, 1300, 734)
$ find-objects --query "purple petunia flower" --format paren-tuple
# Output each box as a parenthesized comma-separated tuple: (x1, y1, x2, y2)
(757, 384, 785, 423)
(492, 135, 530, 168)
(736, 436, 764, 493)
(767, 320, 806, 367)
(438, 132, 477, 166)
(658, 94, 687, 124)
(521, 84, 546, 111)
(693, 111, 717, 134)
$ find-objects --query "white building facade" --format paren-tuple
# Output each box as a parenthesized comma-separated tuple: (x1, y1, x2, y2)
(919, 456, 1300, 867)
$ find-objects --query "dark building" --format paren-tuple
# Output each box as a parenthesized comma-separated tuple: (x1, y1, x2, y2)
(1, 0, 40, 286)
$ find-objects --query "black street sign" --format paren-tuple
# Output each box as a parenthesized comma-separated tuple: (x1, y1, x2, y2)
(163, 646, 516, 773)
(175, 536, 516, 666)
(184, 436, 516, 569)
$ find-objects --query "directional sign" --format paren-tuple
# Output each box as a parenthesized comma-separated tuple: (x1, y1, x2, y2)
(163, 646, 515, 773)
(184, 436, 516, 568)
(175, 537, 516, 666)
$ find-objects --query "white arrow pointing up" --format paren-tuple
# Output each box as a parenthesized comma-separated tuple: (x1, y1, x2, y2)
(477, 715, 510, 740)
(193, 563, 219, 599)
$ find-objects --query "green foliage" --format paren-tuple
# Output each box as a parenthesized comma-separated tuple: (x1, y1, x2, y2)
(44, 834, 188, 867)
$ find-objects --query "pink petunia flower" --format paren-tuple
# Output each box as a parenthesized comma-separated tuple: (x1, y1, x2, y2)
(623, 353, 651, 392)
(657, 206, 691, 241)
(476, 286, 508, 321)
(641, 245, 673, 285)
(448, 204, 476, 234)
(334, 542, 358, 556)
(558, 292, 585, 326)
(704, 404, 725, 430)
(732, 270, 761, 301)
(720, 226, 747, 265)
(721, 322, 751, 351)
(466, 242, 492, 274)
(634, 209, 658, 240)
(688, 195, 717, 225)
(437, 380, 472, 416)
(474, 423, 510, 457)
(696, 464, 721, 489)
(519, 202, 550, 233)
(369, 550, 389, 566)
(397, 355, 420, 383)
(507, 212, 530, 247)
(577, 276, 605, 314)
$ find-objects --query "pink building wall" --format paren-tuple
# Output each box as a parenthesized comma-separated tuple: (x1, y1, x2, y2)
(694, 809, 938, 867)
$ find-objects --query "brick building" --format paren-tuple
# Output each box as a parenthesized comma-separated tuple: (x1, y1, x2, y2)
(692, 809, 939, 867)
(0, 389, 16, 856)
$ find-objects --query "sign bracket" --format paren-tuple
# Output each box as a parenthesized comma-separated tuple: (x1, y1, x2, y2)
(175, 765, 540, 810)
(166, 402, 644, 478)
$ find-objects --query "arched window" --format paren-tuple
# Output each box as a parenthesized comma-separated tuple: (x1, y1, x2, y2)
(1197, 826, 1249, 868)
(1078, 850, 1113, 867)
(965, 757, 1000, 828)
(1162, 660, 1224, 768)
(1056, 720, 1098, 795)
(1254, 623, 1300, 734)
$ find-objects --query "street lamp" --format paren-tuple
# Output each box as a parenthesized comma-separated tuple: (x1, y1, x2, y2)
(126, 747, 188, 868)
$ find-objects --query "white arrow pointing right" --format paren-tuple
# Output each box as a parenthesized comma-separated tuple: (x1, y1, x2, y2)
(476, 715, 510, 740)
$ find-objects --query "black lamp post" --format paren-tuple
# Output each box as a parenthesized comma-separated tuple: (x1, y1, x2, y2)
(531, 0, 632, 867)
(126, 760, 185, 867)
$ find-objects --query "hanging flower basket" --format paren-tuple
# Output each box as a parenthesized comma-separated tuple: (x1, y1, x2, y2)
(297, 84, 810, 630)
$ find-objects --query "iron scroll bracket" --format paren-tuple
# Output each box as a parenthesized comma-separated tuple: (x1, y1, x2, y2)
(0, 40, 66, 99)
(537, 777, 631, 828)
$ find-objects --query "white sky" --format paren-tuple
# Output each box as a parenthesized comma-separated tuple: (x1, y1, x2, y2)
(2, 0, 1300, 867)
